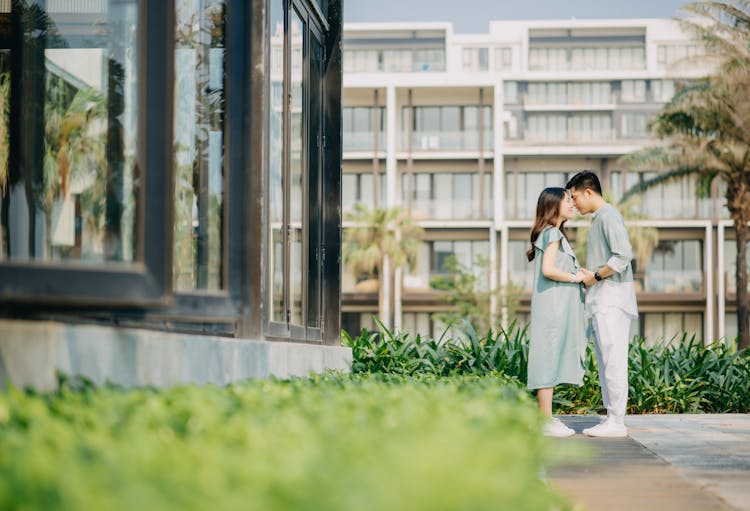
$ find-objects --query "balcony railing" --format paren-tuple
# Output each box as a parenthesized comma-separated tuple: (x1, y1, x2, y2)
(521, 130, 616, 144)
(402, 131, 494, 152)
(407, 198, 493, 221)
(343, 131, 386, 152)
(523, 92, 616, 108)
(643, 270, 703, 293)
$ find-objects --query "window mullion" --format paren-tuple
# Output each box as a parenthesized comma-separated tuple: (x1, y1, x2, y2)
(282, 0, 292, 328)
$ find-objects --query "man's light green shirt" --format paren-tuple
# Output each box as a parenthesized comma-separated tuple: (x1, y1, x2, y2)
(585, 204, 638, 319)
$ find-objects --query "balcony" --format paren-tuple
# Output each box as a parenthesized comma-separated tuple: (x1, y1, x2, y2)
(642, 269, 703, 294)
(407, 198, 493, 221)
(402, 130, 494, 152)
(523, 93, 616, 111)
(343, 131, 386, 153)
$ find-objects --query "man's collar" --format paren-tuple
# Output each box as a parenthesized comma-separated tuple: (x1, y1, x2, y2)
(592, 203, 609, 219)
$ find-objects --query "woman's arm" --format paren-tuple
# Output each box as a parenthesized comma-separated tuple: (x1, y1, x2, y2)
(542, 241, 583, 283)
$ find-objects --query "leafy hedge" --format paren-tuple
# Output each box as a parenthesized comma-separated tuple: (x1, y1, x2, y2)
(0, 373, 575, 511)
(343, 322, 750, 414)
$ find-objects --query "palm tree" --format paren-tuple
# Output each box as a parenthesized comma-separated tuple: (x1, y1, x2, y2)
(0, 70, 8, 196)
(343, 204, 423, 328)
(620, 1, 750, 349)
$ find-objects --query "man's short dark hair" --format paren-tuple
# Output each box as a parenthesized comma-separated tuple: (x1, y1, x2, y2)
(566, 170, 602, 196)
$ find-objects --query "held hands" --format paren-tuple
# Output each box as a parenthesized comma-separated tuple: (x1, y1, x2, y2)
(579, 268, 597, 287)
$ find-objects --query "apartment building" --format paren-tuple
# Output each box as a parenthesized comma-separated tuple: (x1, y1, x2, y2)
(341, 18, 743, 344)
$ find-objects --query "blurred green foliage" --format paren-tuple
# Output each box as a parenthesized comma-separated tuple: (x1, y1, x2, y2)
(344, 324, 750, 414)
(0, 373, 576, 511)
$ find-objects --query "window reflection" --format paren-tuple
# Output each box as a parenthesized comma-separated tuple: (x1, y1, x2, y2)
(269, 0, 284, 322)
(173, 0, 226, 291)
(1, 2, 139, 264)
(289, 9, 304, 326)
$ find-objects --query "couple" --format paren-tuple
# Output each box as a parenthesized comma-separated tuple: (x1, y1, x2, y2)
(526, 171, 638, 438)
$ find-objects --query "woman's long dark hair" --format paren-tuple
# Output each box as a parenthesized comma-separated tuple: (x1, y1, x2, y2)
(526, 187, 569, 262)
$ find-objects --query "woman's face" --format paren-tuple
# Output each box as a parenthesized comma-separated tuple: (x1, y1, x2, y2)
(558, 192, 576, 221)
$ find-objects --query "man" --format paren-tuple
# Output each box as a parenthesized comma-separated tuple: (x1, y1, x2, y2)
(566, 171, 637, 438)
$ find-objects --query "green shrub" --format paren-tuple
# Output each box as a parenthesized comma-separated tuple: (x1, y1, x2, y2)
(344, 325, 750, 414)
(0, 374, 575, 511)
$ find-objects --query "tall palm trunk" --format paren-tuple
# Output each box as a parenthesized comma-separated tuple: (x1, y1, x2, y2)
(736, 222, 749, 349)
(728, 183, 750, 350)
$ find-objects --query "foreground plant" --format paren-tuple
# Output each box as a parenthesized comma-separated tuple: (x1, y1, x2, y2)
(0, 374, 574, 511)
(344, 324, 750, 414)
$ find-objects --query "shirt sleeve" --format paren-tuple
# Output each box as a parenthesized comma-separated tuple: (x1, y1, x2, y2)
(603, 214, 633, 273)
(533, 226, 563, 253)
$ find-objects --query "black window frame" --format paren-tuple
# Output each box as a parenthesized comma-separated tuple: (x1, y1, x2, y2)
(0, 0, 343, 345)
(0, 2, 175, 307)
(265, 0, 339, 343)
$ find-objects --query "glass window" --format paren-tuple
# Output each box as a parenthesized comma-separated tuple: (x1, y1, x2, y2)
(722, 237, 750, 296)
(508, 239, 533, 292)
(651, 79, 675, 102)
(631, 171, 707, 219)
(503, 81, 518, 104)
(621, 80, 647, 102)
(527, 82, 567, 105)
(620, 112, 651, 139)
(568, 82, 611, 105)
(430, 240, 488, 277)
(569, 113, 612, 142)
(526, 114, 567, 142)
(407, 105, 492, 151)
(507, 171, 568, 219)
(173, 0, 226, 292)
(401, 172, 492, 220)
(414, 48, 445, 72)
(267, 0, 326, 337)
(1, 1, 139, 264)
(644, 240, 703, 293)
(494, 47, 512, 71)
(643, 312, 703, 346)
(343, 49, 379, 73)
(343, 106, 385, 151)
(269, 0, 285, 323)
(462, 47, 488, 72)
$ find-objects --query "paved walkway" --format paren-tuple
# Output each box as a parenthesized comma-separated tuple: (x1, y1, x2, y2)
(548, 415, 750, 511)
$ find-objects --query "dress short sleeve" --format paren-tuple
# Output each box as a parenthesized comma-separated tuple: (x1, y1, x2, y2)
(533, 226, 563, 252)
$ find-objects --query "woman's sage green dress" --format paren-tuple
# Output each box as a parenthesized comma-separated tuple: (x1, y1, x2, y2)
(527, 226, 586, 390)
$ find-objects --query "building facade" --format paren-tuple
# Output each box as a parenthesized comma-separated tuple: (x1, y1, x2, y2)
(341, 18, 745, 344)
(0, 0, 349, 389)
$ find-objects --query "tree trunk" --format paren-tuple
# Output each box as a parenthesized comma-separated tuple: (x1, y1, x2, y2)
(735, 219, 749, 349)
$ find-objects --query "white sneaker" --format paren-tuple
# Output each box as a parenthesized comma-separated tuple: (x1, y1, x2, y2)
(582, 417, 627, 438)
(543, 418, 575, 438)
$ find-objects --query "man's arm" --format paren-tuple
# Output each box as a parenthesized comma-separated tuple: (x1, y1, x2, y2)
(583, 214, 633, 286)
(602, 215, 633, 274)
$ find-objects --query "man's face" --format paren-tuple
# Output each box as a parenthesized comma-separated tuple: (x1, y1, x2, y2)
(568, 187, 591, 215)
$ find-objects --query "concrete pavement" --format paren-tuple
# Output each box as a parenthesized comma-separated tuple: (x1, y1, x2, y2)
(548, 414, 750, 511)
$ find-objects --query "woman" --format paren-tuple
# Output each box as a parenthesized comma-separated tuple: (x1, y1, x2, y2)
(526, 187, 588, 437)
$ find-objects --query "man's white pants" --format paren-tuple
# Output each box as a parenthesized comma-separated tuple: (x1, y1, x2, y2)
(590, 307, 632, 421)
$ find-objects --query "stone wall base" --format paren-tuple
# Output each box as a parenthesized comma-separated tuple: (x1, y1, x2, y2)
(0, 320, 352, 391)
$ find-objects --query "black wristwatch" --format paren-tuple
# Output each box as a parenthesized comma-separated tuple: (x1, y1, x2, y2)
(594, 271, 603, 281)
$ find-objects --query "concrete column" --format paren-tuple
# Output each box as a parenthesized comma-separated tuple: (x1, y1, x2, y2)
(489, 226, 498, 327)
(717, 222, 726, 341)
(381, 85, 398, 328)
(493, 81, 505, 230)
(705, 222, 714, 344)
